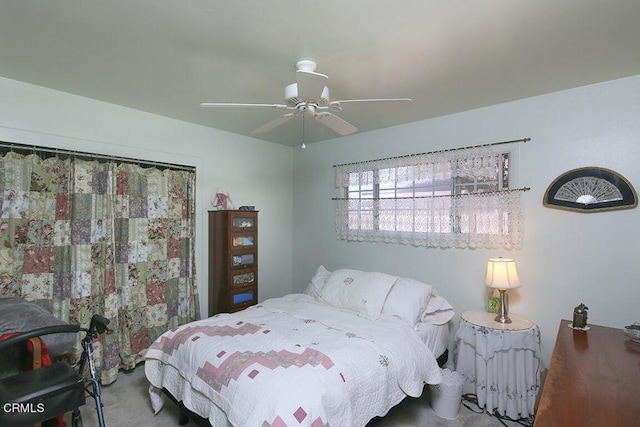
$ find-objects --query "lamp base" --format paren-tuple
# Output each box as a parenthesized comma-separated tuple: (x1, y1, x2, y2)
(493, 289, 512, 323)
(494, 313, 513, 324)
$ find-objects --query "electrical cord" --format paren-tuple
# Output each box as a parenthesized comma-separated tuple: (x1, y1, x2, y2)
(461, 394, 534, 427)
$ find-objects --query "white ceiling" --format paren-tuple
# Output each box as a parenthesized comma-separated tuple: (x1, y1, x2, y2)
(1, 1, 640, 147)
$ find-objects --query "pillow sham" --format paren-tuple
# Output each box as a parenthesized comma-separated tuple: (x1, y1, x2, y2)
(421, 291, 455, 325)
(320, 269, 398, 320)
(303, 265, 331, 298)
(381, 277, 433, 327)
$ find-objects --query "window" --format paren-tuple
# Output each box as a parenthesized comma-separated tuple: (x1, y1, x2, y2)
(335, 145, 524, 249)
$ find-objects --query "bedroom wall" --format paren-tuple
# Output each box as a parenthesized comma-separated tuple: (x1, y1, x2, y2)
(292, 74, 640, 366)
(0, 76, 294, 316)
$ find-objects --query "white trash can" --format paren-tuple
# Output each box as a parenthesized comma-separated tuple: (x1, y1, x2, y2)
(429, 368, 464, 420)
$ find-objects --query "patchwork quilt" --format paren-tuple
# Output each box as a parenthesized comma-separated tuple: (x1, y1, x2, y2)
(145, 294, 443, 426)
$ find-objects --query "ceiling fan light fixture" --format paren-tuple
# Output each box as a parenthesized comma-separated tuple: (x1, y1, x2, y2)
(296, 59, 317, 72)
(285, 84, 329, 107)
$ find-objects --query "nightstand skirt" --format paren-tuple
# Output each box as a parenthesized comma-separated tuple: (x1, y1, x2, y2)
(454, 316, 543, 419)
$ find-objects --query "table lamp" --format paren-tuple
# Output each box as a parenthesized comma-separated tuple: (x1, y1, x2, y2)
(485, 258, 521, 323)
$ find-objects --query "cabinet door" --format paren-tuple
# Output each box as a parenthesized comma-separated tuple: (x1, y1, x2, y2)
(230, 215, 256, 232)
(229, 288, 257, 312)
(230, 252, 256, 269)
(231, 271, 256, 288)
(231, 234, 255, 248)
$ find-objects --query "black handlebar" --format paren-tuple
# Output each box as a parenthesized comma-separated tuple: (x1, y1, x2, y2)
(90, 314, 110, 335)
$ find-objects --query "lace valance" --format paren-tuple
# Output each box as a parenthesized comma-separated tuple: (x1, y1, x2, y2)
(335, 145, 506, 188)
(333, 140, 529, 250)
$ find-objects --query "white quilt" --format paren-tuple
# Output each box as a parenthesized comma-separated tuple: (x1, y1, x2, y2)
(145, 294, 443, 427)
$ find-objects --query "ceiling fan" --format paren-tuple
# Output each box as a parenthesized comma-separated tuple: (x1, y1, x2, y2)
(200, 60, 412, 137)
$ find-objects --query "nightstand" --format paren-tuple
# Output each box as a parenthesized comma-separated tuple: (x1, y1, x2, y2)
(454, 310, 543, 419)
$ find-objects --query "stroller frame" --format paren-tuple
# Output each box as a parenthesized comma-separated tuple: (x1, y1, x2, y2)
(0, 314, 110, 427)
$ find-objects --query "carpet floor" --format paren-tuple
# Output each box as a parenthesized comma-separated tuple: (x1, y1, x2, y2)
(78, 364, 521, 426)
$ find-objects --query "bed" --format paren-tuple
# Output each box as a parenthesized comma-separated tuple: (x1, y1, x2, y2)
(145, 267, 455, 427)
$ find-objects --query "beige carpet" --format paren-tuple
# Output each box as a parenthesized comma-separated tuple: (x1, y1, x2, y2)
(78, 364, 515, 426)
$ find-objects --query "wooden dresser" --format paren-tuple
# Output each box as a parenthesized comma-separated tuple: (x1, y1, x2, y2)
(534, 319, 640, 426)
(208, 210, 258, 317)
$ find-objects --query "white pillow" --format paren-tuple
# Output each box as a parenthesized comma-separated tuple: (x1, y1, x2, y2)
(421, 291, 455, 325)
(320, 269, 398, 320)
(303, 265, 331, 297)
(381, 277, 433, 327)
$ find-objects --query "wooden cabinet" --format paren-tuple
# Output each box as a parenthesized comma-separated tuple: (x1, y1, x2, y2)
(534, 319, 640, 426)
(208, 210, 258, 317)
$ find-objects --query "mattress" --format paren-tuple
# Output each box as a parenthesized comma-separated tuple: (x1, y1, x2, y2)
(415, 322, 449, 361)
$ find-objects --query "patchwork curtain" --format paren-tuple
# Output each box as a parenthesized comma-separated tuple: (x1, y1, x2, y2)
(0, 151, 199, 384)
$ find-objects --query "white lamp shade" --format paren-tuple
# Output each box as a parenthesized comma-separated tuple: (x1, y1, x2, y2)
(485, 258, 521, 289)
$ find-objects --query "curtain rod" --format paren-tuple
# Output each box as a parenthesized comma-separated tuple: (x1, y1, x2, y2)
(333, 137, 530, 168)
(0, 140, 196, 172)
(331, 186, 531, 200)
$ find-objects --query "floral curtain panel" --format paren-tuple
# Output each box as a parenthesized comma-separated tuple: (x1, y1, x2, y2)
(0, 151, 199, 384)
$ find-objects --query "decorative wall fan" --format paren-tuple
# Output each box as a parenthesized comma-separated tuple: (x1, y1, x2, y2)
(200, 60, 411, 137)
(543, 167, 637, 212)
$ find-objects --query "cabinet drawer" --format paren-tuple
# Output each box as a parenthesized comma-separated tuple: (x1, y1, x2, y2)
(231, 271, 256, 288)
(231, 215, 256, 232)
(231, 252, 256, 268)
(231, 234, 255, 248)
(230, 288, 257, 312)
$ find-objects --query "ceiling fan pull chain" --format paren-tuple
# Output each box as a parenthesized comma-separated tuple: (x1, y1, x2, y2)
(301, 107, 306, 149)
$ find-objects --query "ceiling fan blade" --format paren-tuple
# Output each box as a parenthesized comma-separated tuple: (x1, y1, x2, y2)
(296, 70, 328, 101)
(200, 103, 288, 108)
(314, 112, 358, 136)
(252, 112, 299, 134)
(328, 98, 412, 111)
